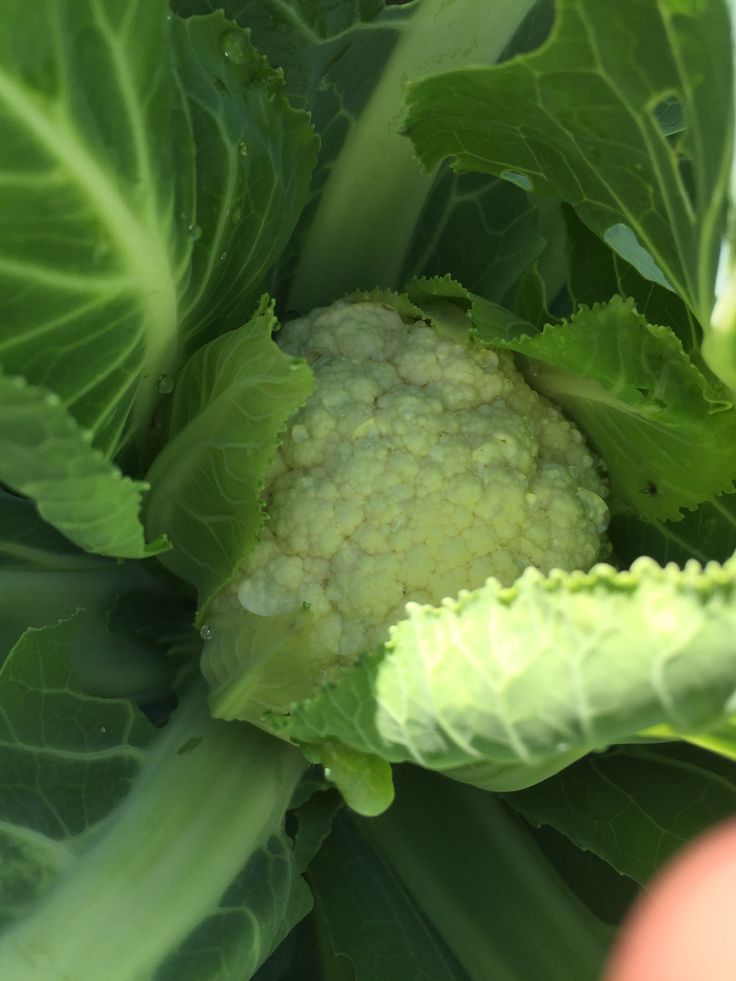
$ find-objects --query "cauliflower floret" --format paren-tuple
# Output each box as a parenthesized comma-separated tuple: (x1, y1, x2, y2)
(233, 301, 608, 665)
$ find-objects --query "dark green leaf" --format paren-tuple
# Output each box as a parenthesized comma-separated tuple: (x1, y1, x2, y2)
(172, 13, 318, 351)
(292, 787, 341, 873)
(361, 767, 611, 980)
(399, 171, 547, 303)
(564, 206, 701, 353)
(0, 617, 157, 928)
(182, 0, 540, 309)
(508, 743, 736, 883)
(308, 809, 469, 981)
(527, 825, 638, 926)
(610, 496, 736, 567)
(405, 0, 733, 327)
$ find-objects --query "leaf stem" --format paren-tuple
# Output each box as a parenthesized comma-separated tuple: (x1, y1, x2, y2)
(360, 767, 612, 981)
(0, 682, 307, 981)
(287, 0, 537, 311)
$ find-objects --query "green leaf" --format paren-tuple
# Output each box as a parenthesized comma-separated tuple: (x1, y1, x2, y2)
(152, 832, 311, 981)
(0, 621, 310, 980)
(0, 489, 173, 698)
(289, 0, 543, 310)
(307, 742, 394, 819)
(308, 809, 470, 981)
(204, 605, 318, 718)
(508, 743, 736, 884)
(0, 487, 93, 570)
(0, 372, 166, 557)
(0, 2, 316, 555)
(510, 262, 555, 329)
(398, 171, 547, 305)
(145, 297, 313, 613)
(172, 0, 387, 112)
(527, 825, 638, 927)
(171, 13, 318, 352)
(279, 558, 736, 793)
(174, 0, 413, 310)
(291, 786, 342, 874)
(360, 767, 611, 981)
(0, 0, 193, 455)
(405, 0, 733, 328)
(610, 495, 736, 567)
(564, 206, 702, 354)
(0, 617, 157, 931)
(473, 296, 736, 521)
(180, 0, 540, 310)
(1, 617, 156, 808)
(681, 718, 736, 760)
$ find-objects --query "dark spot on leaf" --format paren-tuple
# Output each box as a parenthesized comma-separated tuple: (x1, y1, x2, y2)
(176, 736, 204, 756)
(640, 480, 658, 496)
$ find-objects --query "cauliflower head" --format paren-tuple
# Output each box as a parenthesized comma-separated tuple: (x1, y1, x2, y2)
(228, 301, 608, 666)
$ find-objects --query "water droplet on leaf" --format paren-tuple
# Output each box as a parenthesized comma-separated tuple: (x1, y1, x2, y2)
(187, 223, 202, 241)
(500, 169, 534, 192)
(157, 374, 174, 394)
(237, 142, 248, 157)
(220, 29, 249, 65)
(200, 623, 213, 641)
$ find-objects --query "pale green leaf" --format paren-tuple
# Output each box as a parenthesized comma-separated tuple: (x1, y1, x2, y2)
(279, 558, 736, 793)
(311, 742, 394, 819)
(472, 295, 736, 521)
(145, 298, 313, 613)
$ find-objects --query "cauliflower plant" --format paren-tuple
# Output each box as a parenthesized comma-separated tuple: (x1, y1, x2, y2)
(226, 301, 608, 668)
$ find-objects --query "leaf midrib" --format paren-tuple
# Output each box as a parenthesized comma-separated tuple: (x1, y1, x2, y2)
(0, 64, 180, 434)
